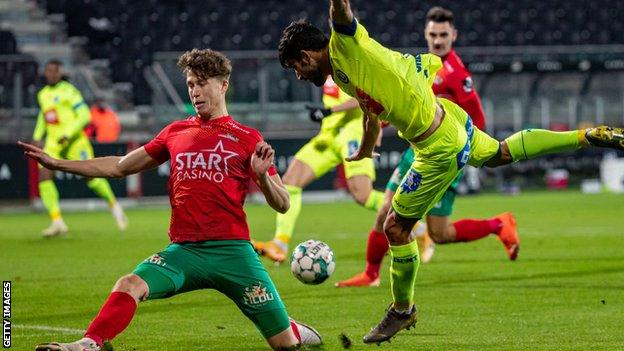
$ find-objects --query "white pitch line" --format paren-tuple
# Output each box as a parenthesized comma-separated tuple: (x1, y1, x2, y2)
(13, 325, 84, 334)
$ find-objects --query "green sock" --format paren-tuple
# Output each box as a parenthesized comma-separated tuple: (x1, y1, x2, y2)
(505, 129, 585, 162)
(389, 240, 420, 306)
(364, 189, 384, 211)
(39, 180, 61, 220)
(87, 178, 116, 206)
(274, 185, 302, 244)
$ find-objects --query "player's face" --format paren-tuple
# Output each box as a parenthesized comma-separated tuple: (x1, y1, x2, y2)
(44, 63, 62, 86)
(186, 72, 228, 117)
(425, 21, 457, 57)
(288, 52, 325, 87)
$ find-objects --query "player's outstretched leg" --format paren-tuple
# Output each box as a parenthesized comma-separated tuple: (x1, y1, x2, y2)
(503, 127, 623, 165)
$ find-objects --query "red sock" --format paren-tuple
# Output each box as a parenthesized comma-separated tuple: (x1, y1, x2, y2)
(453, 218, 502, 242)
(84, 291, 137, 346)
(365, 229, 389, 279)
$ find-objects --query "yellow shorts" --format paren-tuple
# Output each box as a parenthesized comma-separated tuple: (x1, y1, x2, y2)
(391, 98, 499, 219)
(295, 119, 376, 180)
(44, 135, 94, 163)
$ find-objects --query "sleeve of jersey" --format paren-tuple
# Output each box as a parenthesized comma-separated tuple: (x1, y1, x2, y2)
(421, 54, 443, 86)
(32, 109, 46, 141)
(330, 19, 368, 52)
(143, 125, 172, 164)
(452, 73, 487, 130)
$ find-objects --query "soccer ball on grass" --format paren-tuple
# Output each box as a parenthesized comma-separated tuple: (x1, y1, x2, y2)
(290, 240, 335, 285)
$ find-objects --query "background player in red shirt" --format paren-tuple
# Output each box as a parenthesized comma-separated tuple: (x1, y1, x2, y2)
(336, 7, 519, 288)
(21, 49, 321, 351)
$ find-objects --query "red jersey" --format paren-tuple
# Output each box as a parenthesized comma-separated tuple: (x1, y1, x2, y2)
(432, 49, 486, 130)
(144, 115, 276, 243)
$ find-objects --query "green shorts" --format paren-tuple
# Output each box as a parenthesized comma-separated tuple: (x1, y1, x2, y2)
(43, 134, 94, 162)
(386, 147, 462, 217)
(391, 98, 499, 219)
(133, 240, 290, 338)
(295, 118, 376, 180)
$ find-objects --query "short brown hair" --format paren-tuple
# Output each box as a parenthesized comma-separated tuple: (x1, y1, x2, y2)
(426, 6, 454, 26)
(177, 48, 232, 81)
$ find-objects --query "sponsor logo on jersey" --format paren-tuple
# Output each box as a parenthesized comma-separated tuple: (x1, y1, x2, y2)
(174, 140, 238, 183)
(44, 109, 59, 124)
(400, 168, 422, 194)
(336, 70, 349, 84)
(355, 88, 385, 116)
(243, 282, 275, 306)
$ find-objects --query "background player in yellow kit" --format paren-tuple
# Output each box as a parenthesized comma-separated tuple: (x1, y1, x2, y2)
(253, 76, 384, 262)
(278, 0, 624, 344)
(33, 59, 127, 237)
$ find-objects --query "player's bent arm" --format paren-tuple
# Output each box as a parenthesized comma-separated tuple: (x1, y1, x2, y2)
(331, 97, 359, 113)
(256, 174, 290, 214)
(19, 141, 159, 178)
(347, 113, 380, 161)
(32, 110, 46, 142)
(330, 0, 354, 25)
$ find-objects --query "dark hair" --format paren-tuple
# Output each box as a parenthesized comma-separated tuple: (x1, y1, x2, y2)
(426, 6, 455, 26)
(46, 58, 63, 67)
(177, 48, 232, 81)
(278, 20, 329, 68)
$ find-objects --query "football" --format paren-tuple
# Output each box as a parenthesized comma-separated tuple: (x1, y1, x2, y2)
(290, 240, 335, 285)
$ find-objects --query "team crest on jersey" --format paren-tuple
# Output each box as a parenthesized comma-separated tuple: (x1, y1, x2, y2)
(463, 77, 474, 93)
(347, 140, 359, 155)
(174, 140, 238, 183)
(400, 169, 422, 194)
(243, 282, 275, 306)
(336, 70, 349, 84)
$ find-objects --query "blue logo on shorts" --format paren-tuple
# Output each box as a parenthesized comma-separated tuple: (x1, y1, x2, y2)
(347, 140, 359, 155)
(400, 169, 422, 194)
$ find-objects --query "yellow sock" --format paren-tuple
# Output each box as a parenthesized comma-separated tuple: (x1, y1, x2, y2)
(274, 185, 302, 243)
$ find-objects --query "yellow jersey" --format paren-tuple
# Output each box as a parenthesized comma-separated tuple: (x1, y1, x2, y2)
(328, 20, 442, 140)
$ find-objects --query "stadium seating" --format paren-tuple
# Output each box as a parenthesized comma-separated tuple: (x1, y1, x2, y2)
(38, 0, 624, 105)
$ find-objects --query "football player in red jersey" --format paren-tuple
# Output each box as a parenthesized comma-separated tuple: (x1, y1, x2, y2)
(21, 49, 321, 351)
(336, 7, 519, 288)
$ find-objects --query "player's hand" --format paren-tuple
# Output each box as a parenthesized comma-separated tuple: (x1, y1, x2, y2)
(306, 105, 332, 123)
(17, 141, 61, 170)
(251, 141, 275, 178)
(57, 135, 68, 146)
(345, 150, 380, 162)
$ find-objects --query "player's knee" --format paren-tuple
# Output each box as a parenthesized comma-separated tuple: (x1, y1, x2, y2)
(383, 211, 414, 245)
(112, 274, 147, 300)
(350, 188, 369, 205)
(484, 141, 513, 167)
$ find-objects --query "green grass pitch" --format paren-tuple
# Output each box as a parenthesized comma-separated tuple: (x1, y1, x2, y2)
(2, 191, 624, 350)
